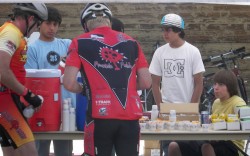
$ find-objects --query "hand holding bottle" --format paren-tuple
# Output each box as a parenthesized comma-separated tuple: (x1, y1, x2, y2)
(23, 95, 44, 118)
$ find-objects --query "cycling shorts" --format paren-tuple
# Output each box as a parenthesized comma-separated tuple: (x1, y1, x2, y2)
(0, 92, 34, 149)
(84, 118, 140, 156)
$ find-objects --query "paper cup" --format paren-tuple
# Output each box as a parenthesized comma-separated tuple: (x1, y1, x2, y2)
(139, 122, 147, 131)
(202, 124, 210, 132)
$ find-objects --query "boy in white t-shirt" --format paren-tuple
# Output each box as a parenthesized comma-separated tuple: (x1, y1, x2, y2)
(149, 13, 205, 156)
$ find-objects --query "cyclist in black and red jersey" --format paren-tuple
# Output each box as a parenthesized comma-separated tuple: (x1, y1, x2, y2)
(0, 3, 47, 156)
(63, 3, 151, 156)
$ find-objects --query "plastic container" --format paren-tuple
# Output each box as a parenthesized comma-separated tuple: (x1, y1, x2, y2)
(76, 72, 88, 131)
(23, 105, 35, 118)
(201, 111, 210, 124)
(151, 105, 159, 121)
(25, 69, 61, 131)
(69, 107, 76, 131)
(169, 110, 176, 122)
(62, 99, 70, 132)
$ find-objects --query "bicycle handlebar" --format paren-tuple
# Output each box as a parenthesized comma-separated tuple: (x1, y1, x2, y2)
(233, 47, 245, 54)
(240, 52, 250, 59)
(203, 47, 245, 63)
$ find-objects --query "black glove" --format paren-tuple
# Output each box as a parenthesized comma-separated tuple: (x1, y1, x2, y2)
(23, 90, 42, 108)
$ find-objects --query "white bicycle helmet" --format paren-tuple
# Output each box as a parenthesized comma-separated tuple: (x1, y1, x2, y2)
(161, 13, 185, 29)
(13, 3, 48, 21)
(80, 3, 112, 29)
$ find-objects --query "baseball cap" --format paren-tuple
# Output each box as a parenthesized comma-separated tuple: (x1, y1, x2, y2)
(161, 13, 185, 29)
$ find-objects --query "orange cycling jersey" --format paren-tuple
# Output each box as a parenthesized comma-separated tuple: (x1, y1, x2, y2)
(0, 21, 27, 87)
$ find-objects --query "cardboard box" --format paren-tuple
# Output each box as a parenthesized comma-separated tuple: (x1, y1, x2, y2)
(234, 106, 250, 118)
(144, 140, 161, 156)
(212, 122, 227, 130)
(240, 120, 250, 131)
(144, 140, 160, 149)
(160, 103, 200, 121)
(144, 149, 161, 156)
(227, 121, 240, 130)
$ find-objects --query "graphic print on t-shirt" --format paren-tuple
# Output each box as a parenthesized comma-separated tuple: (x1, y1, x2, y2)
(164, 59, 185, 78)
(78, 38, 138, 107)
(47, 51, 60, 66)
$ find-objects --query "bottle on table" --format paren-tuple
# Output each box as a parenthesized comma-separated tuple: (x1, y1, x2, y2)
(151, 105, 159, 121)
(69, 107, 76, 131)
(62, 99, 70, 131)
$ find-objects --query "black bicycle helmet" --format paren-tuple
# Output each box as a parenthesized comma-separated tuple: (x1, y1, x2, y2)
(13, 3, 48, 21)
(80, 3, 112, 31)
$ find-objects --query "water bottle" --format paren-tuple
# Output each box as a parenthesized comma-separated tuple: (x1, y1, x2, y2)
(151, 105, 159, 121)
(58, 57, 66, 75)
(23, 105, 35, 118)
(69, 107, 76, 131)
(67, 98, 72, 108)
(23, 95, 43, 118)
(62, 99, 70, 131)
(169, 110, 176, 122)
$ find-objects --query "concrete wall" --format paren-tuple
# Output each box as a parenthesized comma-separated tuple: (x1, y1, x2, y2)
(1, 3, 249, 102)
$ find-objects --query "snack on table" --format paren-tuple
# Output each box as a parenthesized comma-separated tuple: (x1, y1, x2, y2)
(211, 113, 240, 123)
(156, 120, 164, 130)
(226, 114, 239, 122)
(139, 116, 149, 123)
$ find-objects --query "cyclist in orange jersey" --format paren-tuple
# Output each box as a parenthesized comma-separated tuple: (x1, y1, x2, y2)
(0, 3, 47, 156)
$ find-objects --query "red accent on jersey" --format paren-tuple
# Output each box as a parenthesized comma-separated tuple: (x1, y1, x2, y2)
(84, 121, 95, 155)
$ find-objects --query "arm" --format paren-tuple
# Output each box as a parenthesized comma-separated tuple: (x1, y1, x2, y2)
(151, 74, 162, 109)
(63, 65, 82, 93)
(0, 51, 26, 95)
(136, 67, 151, 90)
(191, 72, 204, 103)
(0, 51, 42, 109)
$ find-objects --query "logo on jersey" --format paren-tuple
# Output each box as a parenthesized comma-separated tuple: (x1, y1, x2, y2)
(0, 112, 27, 139)
(5, 40, 16, 52)
(91, 34, 104, 42)
(20, 45, 27, 62)
(99, 107, 107, 116)
(164, 59, 185, 78)
(99, 47, 127, 70)
(117, 33, 126, 42)
(47, 51, 60, 66)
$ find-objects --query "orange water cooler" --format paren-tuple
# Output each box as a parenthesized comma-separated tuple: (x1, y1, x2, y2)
(25, 69, 61, 132)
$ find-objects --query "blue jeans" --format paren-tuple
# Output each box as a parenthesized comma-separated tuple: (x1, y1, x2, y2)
(36, 140, 73, 156)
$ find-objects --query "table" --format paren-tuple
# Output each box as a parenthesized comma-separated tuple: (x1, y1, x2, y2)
(34, 130, 250, 140)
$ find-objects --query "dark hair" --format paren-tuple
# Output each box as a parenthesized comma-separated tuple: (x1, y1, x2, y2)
(112, 17, 124, 32)
(213, 69, 238, 97)
(45, 6, 62, 25)
(171, 26, 185, 39)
